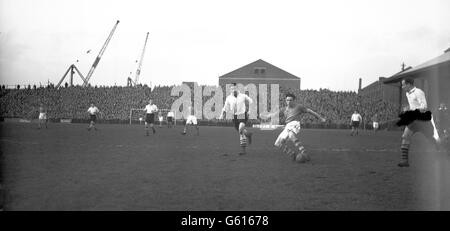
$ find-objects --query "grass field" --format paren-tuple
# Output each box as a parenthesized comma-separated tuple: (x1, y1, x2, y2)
(1, 122, 449, 210)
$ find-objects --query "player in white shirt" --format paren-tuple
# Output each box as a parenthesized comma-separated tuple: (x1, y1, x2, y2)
(219, 83, 254, 155)
(167, 111, 175, 128)
(87, 103, 100, 131)
(350, 110, 362, 136)
(182, 106, 199, 136)
(371, 113, 379, 132)
(38, 104, 48, 129)
(158, 111, 164, 128)
(144, 99, 158, 136)
(261, 93, 326, 163)
(397, 78, 441, 167)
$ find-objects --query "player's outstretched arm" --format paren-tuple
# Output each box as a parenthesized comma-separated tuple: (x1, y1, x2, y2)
(259, 111, 280, 120)
(307, 108, 326, 122)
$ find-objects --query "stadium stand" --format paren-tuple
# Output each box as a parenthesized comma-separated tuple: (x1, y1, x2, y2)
(0, 85, 398, 128)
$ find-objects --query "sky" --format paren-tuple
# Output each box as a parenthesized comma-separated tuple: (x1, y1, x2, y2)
(0, 0, 449, 91)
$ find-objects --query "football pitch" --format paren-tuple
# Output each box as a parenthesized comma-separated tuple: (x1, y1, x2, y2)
(1, 122, 449, 210)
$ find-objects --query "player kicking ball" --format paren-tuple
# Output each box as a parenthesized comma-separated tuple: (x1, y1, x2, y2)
(182, 106, 199, 136)
(261, 93, 326, 163)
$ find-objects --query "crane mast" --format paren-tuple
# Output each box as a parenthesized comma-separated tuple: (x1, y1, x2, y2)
(55, 64, 86, 88)
(134, 32, 149, 85)
(83, 20, 120, 87)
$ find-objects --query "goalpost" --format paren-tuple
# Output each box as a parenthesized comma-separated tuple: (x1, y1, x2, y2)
(129, 108, 176, 125)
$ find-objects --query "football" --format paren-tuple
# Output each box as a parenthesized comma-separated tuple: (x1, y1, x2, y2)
(295, 153, 308, 163)
(303, 152, 311, 161)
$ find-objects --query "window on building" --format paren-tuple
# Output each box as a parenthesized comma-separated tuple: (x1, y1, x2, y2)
(260, 68, 265, 74)
(254, 67, 266, 75)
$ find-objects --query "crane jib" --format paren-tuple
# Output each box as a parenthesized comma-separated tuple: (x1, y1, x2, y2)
(92, 57, 100, 68)
(57, 20, 119, 88)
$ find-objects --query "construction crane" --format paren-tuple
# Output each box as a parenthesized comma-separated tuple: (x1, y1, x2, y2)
(134, 32, 149, 86)
(82, 20, 120, 87)
(128, 32, 149, 87)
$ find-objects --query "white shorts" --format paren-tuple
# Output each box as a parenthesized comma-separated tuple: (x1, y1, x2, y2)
(373, 122, 379, 129)
(159, 116, 163, 122)
(274, 121, 301, 147)
(39, 113, 47, 120)
(186, 115, 198, 125)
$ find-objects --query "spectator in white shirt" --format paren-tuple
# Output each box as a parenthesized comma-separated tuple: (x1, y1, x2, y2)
(398, 78, 441, 167)
(350, 110, 362, 136)
(220, 83, 254, 155)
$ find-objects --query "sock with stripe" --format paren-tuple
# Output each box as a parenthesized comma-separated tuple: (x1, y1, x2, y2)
(400, 143, 409, 165)
(240, 134, 247, 147)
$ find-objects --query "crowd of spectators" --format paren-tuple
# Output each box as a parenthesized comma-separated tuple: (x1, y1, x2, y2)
(0, 84, 399, 127)
(0, 85, 151, 121)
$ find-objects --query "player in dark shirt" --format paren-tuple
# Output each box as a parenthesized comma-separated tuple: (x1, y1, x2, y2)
(261, 93, 326, 163)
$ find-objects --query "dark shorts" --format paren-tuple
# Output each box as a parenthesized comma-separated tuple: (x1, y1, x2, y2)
(167, 117, 173, 123)
(407, 120, 435, 139)
(351, 121, 360, 127)
(146, 113, 155, 124)
(90, 115, 96, 122)
(233, 112, 248, 131)
(397, 110, 432, 126)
